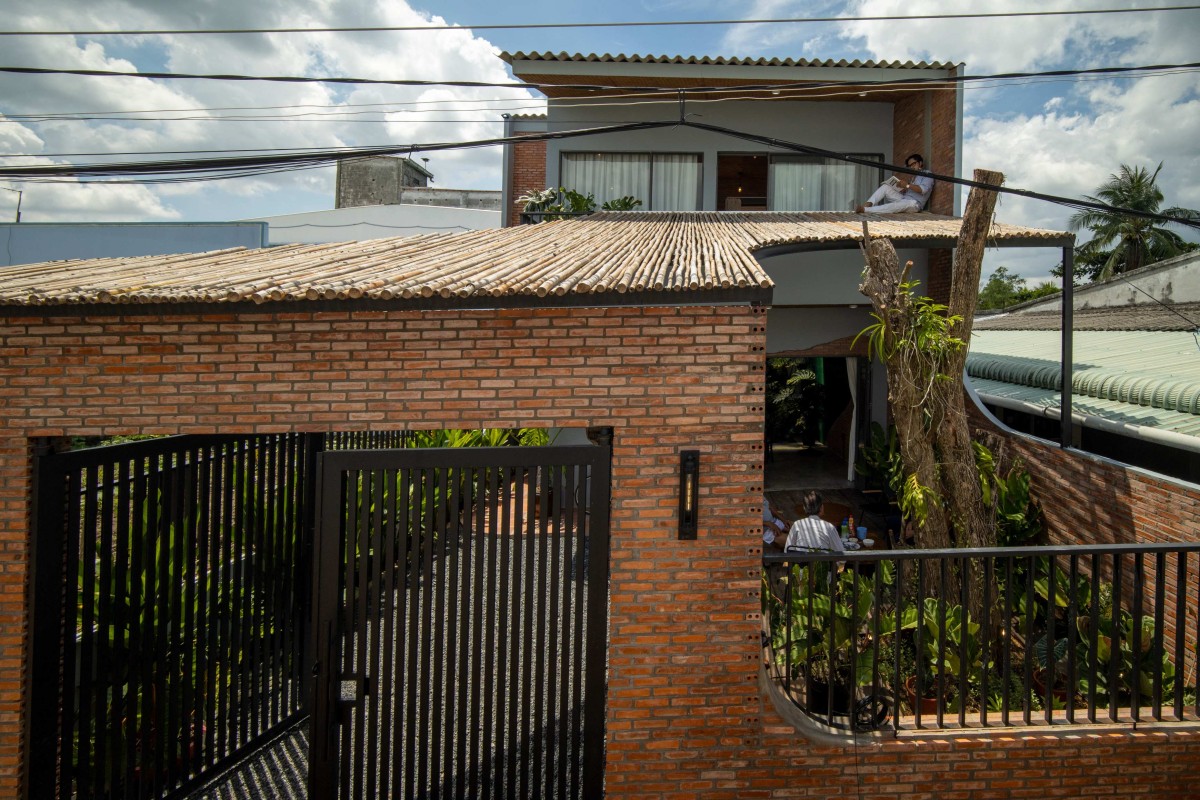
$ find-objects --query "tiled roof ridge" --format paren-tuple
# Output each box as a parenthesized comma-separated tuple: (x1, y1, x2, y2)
(500, 51, 958, 70)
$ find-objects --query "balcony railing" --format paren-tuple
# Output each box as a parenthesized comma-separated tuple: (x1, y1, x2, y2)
(762, 544, 1200, 735)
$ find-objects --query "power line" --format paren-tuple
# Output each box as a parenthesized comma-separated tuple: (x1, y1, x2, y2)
(1, 61, 1196, 97)
(0, 121, 677, 182)
(2, 117, 1197, 234)
(4, 70, 1195, 130)
(1, 6, 1197, 36)
(7, 65, 1195, 125)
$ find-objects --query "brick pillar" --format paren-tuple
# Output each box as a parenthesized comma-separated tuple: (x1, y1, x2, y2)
(507, 137, 547, 226)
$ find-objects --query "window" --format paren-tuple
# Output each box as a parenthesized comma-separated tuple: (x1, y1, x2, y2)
(770, 156, 883, 212)
(560, 152, 701, 210)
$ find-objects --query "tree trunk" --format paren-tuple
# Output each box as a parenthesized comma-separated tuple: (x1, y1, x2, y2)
(858, 170, 1006, 599)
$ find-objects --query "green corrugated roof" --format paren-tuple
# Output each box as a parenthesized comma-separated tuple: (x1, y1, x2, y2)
(968, 378, 1200, 439)
(968, 330, 1200, 440)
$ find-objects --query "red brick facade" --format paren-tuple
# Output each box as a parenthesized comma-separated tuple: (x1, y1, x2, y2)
(892, 88, 957, 217)
(2, 304, 1199, 797)
(507, 137, 548, 226)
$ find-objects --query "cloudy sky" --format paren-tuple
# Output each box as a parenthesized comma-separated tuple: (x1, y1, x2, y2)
(1, 0, 1197, 283)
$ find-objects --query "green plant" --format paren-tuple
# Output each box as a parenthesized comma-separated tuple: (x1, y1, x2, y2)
(765, 358, 825, 445)
(600, 195, 642, 211)
(769, 561, 900, 691)
(1075, 610, 1176, 704)
(518, 186, 611, 221)
(903, 598, 991, 710)
(855, 422, 902, 497)
(974, 443, 1043, 547)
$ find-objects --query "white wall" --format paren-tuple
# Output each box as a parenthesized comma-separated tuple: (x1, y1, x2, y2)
(1007, 250, 1200, 313)
(543, 98, 894, 211)
(759, 248, 930, 306)
(246, 204, 500, 245)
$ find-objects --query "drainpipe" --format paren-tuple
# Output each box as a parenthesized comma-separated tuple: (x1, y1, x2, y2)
(1061, 245, 1074, 449)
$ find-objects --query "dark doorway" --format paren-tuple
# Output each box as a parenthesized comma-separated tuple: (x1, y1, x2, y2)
(765, 357, 855, 490)
(717, 153, 768, 211)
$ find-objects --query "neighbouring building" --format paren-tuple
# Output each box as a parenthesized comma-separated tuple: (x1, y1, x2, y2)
(969, 250, 1200, 482)
(335, 155, 434, 207)
(244, 202, 501, 244)
(0, 221, 267, 267)
(335, 156, 502, 210)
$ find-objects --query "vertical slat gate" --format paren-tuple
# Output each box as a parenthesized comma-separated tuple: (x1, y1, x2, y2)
(26, 434, 314, 800)
(310, 435, 611, 800)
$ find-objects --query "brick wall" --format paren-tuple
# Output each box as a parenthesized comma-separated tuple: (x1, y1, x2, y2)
(968, 405, 1200, 548)
(891, 88, 956, 217)
(507, 137, 548, 226)
(2, 305, 1199, 797)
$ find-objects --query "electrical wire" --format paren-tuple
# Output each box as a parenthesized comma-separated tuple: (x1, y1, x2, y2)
(1, 61, 1196, 97)
(0, 120, 677, 182)
(1114, 272, 1200, 328)
(1, 6, 1197, 36)
(7, 65, 1197, 126)
(2, 115, 1198, 235)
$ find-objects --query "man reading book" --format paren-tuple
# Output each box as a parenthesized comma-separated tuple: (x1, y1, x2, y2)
(855, 153, 934, 214)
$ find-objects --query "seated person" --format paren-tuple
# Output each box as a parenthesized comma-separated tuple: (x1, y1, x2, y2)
(762, 495, 789, 551)
(784, 490, 846, 554)
(855, 153, 934, 214)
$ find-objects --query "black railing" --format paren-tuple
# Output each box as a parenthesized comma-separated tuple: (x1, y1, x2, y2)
(518, 211, 593, 225)
(325, 430, 413, 450)
(29, 434, 319, 799)
(763, 544, 1200, 733)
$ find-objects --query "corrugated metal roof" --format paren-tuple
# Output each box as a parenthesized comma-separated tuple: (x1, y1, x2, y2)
(968, 329, 1200, 440)
(975, 303, 1200, 332)
(968, 377, 1200, 440)
(501, 51, 958, 71)
(0, 212, 1066, 307)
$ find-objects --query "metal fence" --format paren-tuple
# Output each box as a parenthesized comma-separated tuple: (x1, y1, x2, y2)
(762, 543, 1200, 732)
(28, 434, 320, 800)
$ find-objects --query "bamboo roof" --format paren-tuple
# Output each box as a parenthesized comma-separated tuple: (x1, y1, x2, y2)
(0, 212, 1069, 308)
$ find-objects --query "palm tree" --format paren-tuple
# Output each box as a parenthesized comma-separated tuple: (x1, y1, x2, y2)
(1068, 163, 1199, 281)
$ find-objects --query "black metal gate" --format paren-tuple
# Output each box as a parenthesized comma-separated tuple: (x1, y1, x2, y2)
(27, 434, 316, 800)
(309, 430, 612, 800)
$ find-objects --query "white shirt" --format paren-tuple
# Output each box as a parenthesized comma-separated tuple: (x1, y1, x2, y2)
(762, 497, 787, 544)
(784, 515, 845, 554)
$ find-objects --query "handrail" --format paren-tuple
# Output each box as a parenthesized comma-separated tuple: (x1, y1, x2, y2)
(762, 543, 1200, 736)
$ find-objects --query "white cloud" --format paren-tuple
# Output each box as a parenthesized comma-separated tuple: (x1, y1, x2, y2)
(0, 0, 541, 222)
(719, 1, 1200, 283)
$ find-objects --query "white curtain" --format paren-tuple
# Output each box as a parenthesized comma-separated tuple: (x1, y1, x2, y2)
(770, 160, 823, 210)
(846, 357, 858, 482)
(651, 154, 701, 210)
(561, 153, 651, 207)
(770, 158, 883, 211)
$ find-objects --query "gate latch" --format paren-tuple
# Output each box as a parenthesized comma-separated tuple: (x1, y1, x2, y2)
(338, 674, 368, 704)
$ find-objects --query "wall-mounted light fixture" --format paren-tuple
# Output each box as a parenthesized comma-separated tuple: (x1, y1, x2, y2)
(678, 450, 699, 540)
